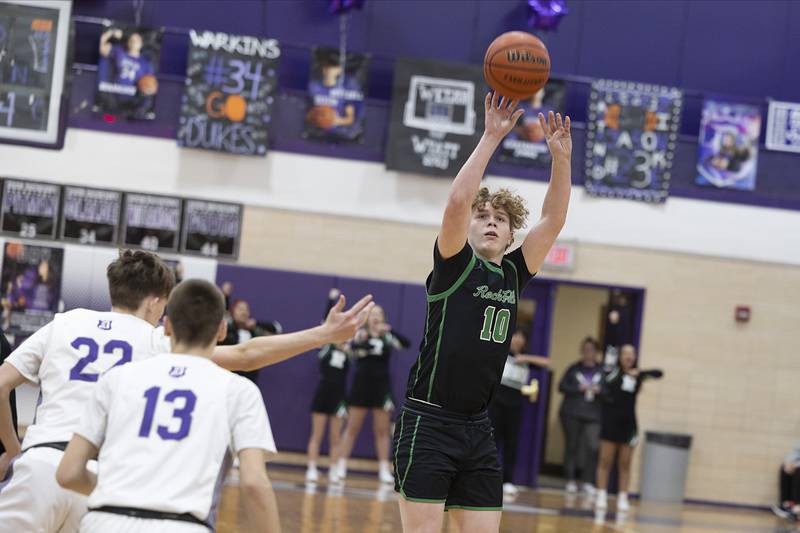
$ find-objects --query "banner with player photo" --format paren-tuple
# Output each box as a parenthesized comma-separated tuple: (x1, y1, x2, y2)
(766, 100, 800, 154)
(696, 100, 760, 191)
(385, 58, 484, 176)
(304, 47, 368, 143)
(497, 79, 566, 167)
(177, 30, 280, 156)
(93, 24, 163, 120)
(584, 80, 682, 203)
(0, 179, 61, 240)
(1, 241, 63, 341)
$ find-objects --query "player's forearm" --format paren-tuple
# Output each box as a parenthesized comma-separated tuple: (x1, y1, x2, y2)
(214, 325, 331, 372)
(539, 155, 571, 229)
(449, 134, 500, 207)
(242, 478, 282, 533)
(0, 387, 21, 457)
(517, 354, 549, 368)
(56, 465, 97, 496)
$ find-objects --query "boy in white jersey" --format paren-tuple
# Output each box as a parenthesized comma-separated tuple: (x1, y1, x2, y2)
(0, 250, 372, 532)
(57, 279, 279, 532)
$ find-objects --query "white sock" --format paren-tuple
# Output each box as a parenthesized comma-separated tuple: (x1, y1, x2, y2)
(307, 461, 317, 470)
(379, 460, 391, 473)
(618, 492, 628, 501)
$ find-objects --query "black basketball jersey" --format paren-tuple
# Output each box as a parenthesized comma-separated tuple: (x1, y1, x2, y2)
(351, 333, 401, 379)
(405, 242, 534, 414)
(318, 344, 350, 383)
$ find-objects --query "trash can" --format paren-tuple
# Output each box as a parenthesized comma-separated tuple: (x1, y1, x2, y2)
(639, 431, 692, 502)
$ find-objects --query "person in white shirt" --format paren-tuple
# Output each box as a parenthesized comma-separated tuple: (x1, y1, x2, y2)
(0, 249, 372, 533)
(57, 279, 279, 532)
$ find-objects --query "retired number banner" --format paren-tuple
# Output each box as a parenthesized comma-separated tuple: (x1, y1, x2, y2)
(177, 30, 280, 156)
(385, 58, 484, 176)
(585, 80, 682, 203)
(696, 100, 760, 191)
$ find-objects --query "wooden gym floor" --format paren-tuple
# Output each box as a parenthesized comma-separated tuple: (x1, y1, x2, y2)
(216, 454, 792, 533)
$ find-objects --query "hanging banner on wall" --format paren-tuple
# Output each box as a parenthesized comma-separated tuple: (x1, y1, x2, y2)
(121, 193, 182, 253)
(0, 0, 71, 147)
(584, 80, 682, 203)
(304, 47, 369, 143)
(0, 179, 60, 240)
(385, 58, 484, 176)
(93, 24, 163, 120)
(765, 100, 800, 154)
(696, 100, 760, 191)
(497, 79, 566, 167)
(60, 186, 122, 245)
(1, 241, 63, 340)
(177, 30, 280, 156)
(181, 200, 242, 259)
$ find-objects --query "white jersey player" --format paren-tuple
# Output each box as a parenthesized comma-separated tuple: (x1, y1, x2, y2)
(57, 280, 278, 532)
(0, 250, 373, 533)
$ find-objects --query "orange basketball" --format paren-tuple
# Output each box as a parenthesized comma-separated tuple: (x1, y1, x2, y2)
(137, 74, 159, 96)
(307, 105, 337, 130)
(483, 31, 550, 100)
(224, 94, 247, 122)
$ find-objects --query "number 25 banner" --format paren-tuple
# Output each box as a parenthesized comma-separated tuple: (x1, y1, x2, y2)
(177, 30, 280, 156)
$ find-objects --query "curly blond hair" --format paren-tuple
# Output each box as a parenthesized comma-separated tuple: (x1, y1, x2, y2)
(471, 187, 529, 234)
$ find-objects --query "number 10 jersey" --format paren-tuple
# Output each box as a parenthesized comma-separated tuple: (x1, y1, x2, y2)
(7, 308, 172, 449)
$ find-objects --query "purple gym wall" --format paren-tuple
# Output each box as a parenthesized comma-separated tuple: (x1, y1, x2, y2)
(67, 0, 800, 211)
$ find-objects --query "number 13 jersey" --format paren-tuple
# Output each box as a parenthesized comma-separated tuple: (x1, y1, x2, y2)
(405, 242, 534, 415)
(7, 309, 172, 449)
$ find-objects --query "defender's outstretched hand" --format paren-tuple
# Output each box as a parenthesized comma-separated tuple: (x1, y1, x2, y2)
(323, 294, 375, 344)
(538, 111, 572, 160)
(484, 92, 525, 141)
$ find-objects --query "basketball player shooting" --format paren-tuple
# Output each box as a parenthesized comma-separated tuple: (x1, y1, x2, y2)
(393, 93, 571, 533)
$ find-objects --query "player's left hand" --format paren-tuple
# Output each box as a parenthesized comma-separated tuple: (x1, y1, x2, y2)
(538, 110, 572, 160)
(323, 294, 374, 344)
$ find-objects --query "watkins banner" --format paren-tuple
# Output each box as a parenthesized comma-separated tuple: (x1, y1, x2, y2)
(696, 100, 760, 191)
(304, 47, 368, 143)
(765, 100, 800, 154)
(497, 79, 566, 167)
(177, 30, 280, 156)
(93, 24, 163, 120)
(385, 58, 484, 176)
(584, 80, 682, 203)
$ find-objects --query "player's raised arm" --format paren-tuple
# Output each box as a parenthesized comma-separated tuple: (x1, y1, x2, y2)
(211, 294, 373, 372)
(519, 111, 572, 273)
(438, 92, 524, 259)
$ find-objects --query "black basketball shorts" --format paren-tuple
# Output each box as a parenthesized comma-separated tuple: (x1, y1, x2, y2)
(392, 401, 503, 510)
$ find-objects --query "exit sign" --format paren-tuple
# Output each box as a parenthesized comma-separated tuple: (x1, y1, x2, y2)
(542, 241, 576, 271)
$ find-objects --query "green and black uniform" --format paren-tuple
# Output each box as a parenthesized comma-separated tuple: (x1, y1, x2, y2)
(310, 344, 350, 417)
(393, 241, 534, 509)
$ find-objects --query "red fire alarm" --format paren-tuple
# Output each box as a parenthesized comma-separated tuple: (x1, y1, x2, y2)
(735, 306, 751, 323)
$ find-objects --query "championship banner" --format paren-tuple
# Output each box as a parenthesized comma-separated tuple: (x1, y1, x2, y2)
(385, 58, 484, 176)
(584, 80, 682, 203)
(304, 47, 368, 143)
(121, 193, 181, 253)
(766, 100, 800, 154)
(696, 100, 760, 191)
(0, 0, 71, 147)
(0, 179, 60, 240)
(60, 186, 122, 245)
(1, 241, 63, 340)
(177, 30, 280, 156)
(498, 79, 566, 166)
(181, 200, 242, 259)
(93, 24, 163, 120)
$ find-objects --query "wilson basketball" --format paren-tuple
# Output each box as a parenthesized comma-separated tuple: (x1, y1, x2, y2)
(483, 31, 550, 100)
(307, 105, 337, 129)
(137, 74, 159, 96)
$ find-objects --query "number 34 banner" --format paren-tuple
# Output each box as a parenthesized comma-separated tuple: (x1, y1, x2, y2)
(177, 30, 280, 156)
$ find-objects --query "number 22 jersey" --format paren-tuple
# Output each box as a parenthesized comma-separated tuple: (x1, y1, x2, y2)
(6, 308, 173, 449)
(405, 242, 534, 415)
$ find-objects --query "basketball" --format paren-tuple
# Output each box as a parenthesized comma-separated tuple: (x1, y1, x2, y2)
(483, 31, 550, 100)
(307, 105, 337, 129)
(137, 74, 159, 96)
(224, 94, 247, 122)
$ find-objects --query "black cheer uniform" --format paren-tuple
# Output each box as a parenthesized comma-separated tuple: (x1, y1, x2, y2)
(393, 241, 534, 509)
(348, 330, 410, 409)
(599, 367, 663, 445)
(310, 344, 351, 417)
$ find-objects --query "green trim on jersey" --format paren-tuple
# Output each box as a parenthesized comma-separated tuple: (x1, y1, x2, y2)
(427, 298, 448, 402)
(427, 252, 476, 302)
(478, 256, 504, 277)
(503, 258, 520, 297)
(399, 415, 422, 490)
(394, 410, 406, 469)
